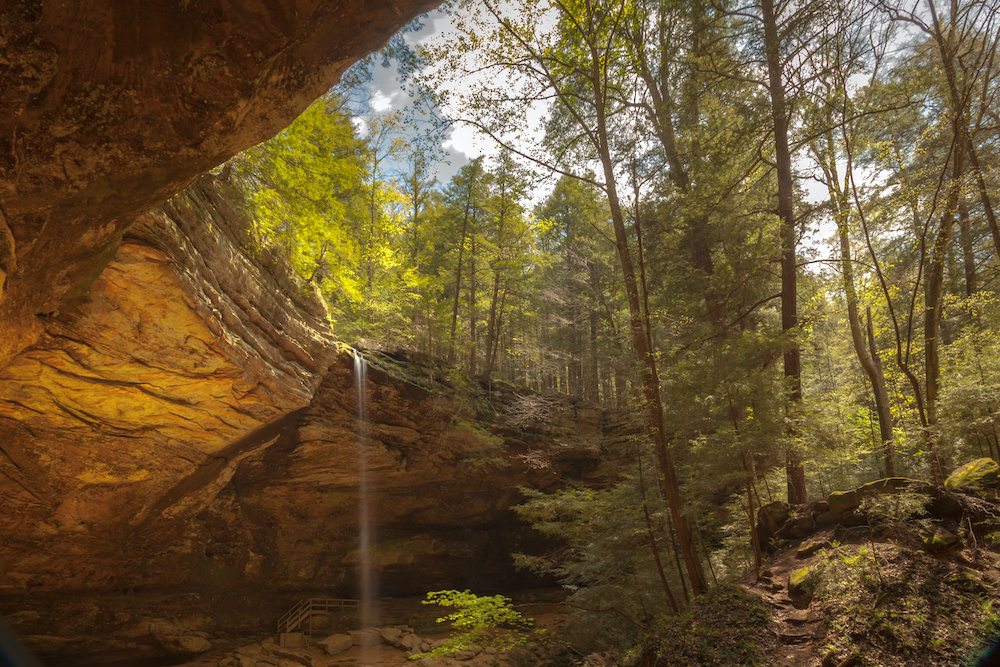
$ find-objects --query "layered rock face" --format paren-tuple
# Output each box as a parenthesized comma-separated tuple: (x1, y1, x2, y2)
(0, 179, 617, 663)
(0, 0, 438, 369)
(0, 177, 338, 592)
(0, 179, 613, 595)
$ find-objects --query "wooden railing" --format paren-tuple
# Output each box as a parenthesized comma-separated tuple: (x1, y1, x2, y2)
(277, 598, 361, 637)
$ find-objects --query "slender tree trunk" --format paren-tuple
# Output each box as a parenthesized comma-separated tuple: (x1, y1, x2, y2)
(589, 306, 600, 402)
(865, 308, 896, 476)
(469, 234, 478, 375)
(838, 218, 897, 476)
(744, 451, 763, 577)
(959, 201, 977, 296)
(635, 438, 679, 614)
(762, 0, 806, 503)
(928, 0, 1000, 262)
(821, 133, 898, 478)
(482, 269, 502, 383)
(448, 205, 470, 365)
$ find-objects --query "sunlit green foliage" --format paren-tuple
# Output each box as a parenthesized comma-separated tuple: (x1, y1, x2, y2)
(410, 590, 533, 659)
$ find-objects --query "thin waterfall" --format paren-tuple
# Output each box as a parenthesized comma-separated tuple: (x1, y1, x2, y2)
(353, 350, 378, 646)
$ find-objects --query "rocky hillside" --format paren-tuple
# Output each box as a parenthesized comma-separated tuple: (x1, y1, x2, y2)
(633, 460, 1000, 667)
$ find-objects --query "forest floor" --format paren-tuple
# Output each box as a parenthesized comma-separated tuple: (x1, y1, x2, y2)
(739, 524, 1000, 667)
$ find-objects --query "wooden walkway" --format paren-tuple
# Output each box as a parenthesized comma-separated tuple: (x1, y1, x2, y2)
(277, 598, 360, 638)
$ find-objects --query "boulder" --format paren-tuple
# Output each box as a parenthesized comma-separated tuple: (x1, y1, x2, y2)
(828, 477, 929, 517)
(796, 540, 831, 559)
(319, 634, 353, 656)
(775, 511, 816, 540)
(756, 501, 792, 548)
(397, 634, 424, 651)
(945, 458, 1000, 492)
(379, 627, 403, 644)
(827, 490, 859, 516)
(929, 494, 963, 518)
(788, 566, 819, 596)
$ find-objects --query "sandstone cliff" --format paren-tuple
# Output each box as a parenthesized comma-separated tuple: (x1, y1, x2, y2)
(0, 178, 620, 664)
(0, 177, 616, 592)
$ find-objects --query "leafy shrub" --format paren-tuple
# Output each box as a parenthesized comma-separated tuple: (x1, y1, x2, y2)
(410, 590, 532, 659)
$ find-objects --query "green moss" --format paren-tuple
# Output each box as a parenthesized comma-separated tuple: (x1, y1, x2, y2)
(924, 528, 957, 553)
(945, 458, 1000, 492)
(788, 566, 817, 595)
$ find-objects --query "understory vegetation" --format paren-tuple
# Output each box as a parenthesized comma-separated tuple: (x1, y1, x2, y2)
(222, 0, 1000, 662)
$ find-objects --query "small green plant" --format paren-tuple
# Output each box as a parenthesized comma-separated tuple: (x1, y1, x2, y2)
(409, 590, 533, 660)
(453, 420, 509, 469)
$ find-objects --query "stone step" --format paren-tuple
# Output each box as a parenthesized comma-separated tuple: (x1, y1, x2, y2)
(777, 626, 815, 644)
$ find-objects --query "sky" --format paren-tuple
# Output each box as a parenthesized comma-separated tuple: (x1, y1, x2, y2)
(358, 5, 838, 257)
(363, 9, 484, 186)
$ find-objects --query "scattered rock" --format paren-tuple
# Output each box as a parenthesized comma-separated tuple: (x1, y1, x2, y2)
(172, 635, 212, 653)
(397, 634, 424, 650)
(924, 527, 958, 553)
(777, 626, 814, 644)
(318, 634, 353, 656)
(379, 626, 403, 644)
(271, 648, 313, 666)
(796, 540, 831, 559)
(945, 458, 1000, 492)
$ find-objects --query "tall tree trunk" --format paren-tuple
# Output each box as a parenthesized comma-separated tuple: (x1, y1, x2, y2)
(865, 308, 896, 476)
(592, 77, 707, 596)
(468, 233, 478, 374)
(762, 0, 806, 504)
(959, 201, 977, 296)
(924, 136, 966, 486)
(448, 205, 471, 365)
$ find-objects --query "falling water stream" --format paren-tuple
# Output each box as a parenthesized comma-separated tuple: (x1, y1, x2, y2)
(353, 350, 378, 663)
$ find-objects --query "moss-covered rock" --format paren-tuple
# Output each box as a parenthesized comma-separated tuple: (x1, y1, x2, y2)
(788, 566, 818, 596)
(828, 490, 860, 516)
(924, 527, 958, 553)
(828, 478, 929, 517)
(796, 540, 832, 559)
(944, 458, 1000, 492)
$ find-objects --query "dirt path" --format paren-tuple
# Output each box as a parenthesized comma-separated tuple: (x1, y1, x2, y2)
(740, 528, 838, 667)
